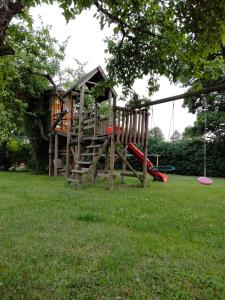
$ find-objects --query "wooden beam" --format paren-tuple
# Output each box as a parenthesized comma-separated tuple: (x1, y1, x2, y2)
(121, 108, 125, 144)
(116, 107, 121, 143)
(51, 110, 67, 131)
(54, 133, 58, 177)
(76, 85, 85, 188)
(116, 149, 143, 183)
(77, 85, 85, 160)
(137, 109, 141, 145)
(121, 147, 127, 184)
(133, 83, 225, 109)
(86, 80, 98, 85)
(48, 133, 54, 176)
(142, 111, 149, 188)
(65, 93, 73, 178)
(92, 100, 98, 183)
(108, 93, 112, 127)
(109, 92, 115, 191)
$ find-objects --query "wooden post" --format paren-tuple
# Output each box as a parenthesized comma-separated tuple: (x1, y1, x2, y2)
(49, 133, 54, 176)
(77, 85, 85, 161)
(54, 133, 58, 177)
(104, 145, 109, 172)
(92, 100, 98, 183)
(133, 110, 137, 144)
(142, 111, 149, 188)
(116, 107, 121, 143)
(49, 94, 55, 176)
(65, 93, 73, 178)
(77, 85, 85, 188)
(109, 91, 115, 191)
(108, 94, 112, 127)
(137, 110, 141, 145)
(121, 148, 126, 184)
(141, 111, 145, 145)
(125, 111, 129, 146)
(121, 108, 125, 144)
(129, 111, 133, 143)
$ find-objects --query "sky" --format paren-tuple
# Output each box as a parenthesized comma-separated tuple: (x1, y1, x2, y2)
(30, 3, 196, 139)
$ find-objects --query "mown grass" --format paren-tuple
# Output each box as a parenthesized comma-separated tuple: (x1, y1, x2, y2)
(0, 172, 225, 299)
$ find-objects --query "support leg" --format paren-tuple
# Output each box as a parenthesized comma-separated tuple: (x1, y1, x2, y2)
(121, 149, 127, 184)
(109, 143, 115, 191)
(49, 133, 54, 176)
(54, 133, 58, 177)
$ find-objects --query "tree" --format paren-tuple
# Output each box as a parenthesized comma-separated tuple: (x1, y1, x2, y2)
(0, 20, 67, 170)
(0, 0, 75, 56)
(170, 130, 182, 142)
(2, 1, 225, 92)
(93, 1, 225, 94)
(183, 87, 225, 142)
(149, 127, 165, 142)
(0, 0, 24, 55)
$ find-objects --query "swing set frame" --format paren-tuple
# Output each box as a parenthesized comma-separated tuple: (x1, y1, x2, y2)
(147, 82, 225, 184)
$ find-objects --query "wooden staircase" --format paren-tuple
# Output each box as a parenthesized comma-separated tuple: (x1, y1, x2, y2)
(67, 134, 111, 188)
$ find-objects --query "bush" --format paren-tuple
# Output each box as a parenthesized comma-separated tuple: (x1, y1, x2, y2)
(0, 139, 31, 170)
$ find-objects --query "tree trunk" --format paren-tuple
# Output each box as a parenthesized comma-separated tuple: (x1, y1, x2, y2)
(0, 0, 24, 56)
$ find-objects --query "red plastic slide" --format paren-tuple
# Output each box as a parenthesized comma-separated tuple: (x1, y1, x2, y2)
(127, 143, 168, 183)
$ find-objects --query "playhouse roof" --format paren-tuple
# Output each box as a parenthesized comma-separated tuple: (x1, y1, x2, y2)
(63, 65, 117, 102)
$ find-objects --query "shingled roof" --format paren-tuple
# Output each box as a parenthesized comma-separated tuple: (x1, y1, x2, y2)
(63, 66, 117, 102)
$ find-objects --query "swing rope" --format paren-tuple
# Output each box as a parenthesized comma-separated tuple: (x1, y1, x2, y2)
(168, 101, 175, 141)
(197, 97, 213, 185)
(149, 105, 176, 173)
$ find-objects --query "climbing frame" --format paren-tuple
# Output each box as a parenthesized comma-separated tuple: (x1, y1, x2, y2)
(49, 66, 149, 190)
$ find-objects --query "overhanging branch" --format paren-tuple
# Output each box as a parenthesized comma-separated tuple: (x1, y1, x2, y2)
(25, 69, 65, 103)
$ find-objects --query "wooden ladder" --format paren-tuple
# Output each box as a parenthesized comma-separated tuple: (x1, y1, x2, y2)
(67, 134, 110, 188)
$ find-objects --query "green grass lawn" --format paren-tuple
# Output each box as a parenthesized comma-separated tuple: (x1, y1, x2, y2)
(0, 172, 225, 299)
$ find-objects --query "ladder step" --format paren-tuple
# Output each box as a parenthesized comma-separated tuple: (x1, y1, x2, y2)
(92, 135, 110, 141)
(97, 134, 109, 137)
(81, 153, 98, 156)
(71, 169, 89, 174)
(82, 136, 93, 141)
(77, 161, 92, 165)
(70, 140, 77, 145)
(86, 144, 102, 149)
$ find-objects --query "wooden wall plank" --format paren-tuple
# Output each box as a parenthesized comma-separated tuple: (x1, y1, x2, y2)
(142, 111, 149, 188)
(125, 111, 130, 146)
(133, 110, 137, 144)
(129, 110, 133, 143)
(116, 107, 121, 143)
(137, 110, 141, 144)
(141, 111, 145, 146)
(121, 108, 125, 144)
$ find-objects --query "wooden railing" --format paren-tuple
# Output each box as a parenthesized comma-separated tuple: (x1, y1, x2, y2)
(114, 106, 148, 146)
(97, 117, 109, 135)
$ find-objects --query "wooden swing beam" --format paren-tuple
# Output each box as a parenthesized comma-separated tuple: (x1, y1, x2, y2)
(138, 82, 225, 108)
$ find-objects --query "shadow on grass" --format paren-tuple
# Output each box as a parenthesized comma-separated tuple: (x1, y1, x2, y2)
(76, 212, 105, 223)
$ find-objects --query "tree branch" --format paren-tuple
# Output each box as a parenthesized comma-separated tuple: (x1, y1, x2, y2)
(94, 1, 162, 39)
(25, 69, 65, 103)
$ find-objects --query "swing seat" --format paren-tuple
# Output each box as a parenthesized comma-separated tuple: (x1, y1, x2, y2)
(197, 176, 213, 185)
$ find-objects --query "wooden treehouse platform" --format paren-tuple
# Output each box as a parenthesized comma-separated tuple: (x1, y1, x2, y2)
(49, 66, 149, 190)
